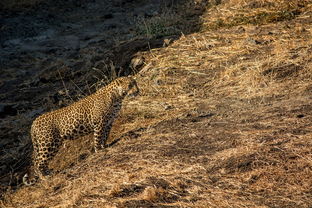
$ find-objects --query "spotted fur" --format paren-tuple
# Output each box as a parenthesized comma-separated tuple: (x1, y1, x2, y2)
(23, 76, 139, 185)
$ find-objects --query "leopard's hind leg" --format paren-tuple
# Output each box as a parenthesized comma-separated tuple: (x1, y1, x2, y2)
(32, 127, 63, 179)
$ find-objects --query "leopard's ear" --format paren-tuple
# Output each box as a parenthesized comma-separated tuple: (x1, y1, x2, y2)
(117, 85, 124, 96)
(128, 75, 136, 80)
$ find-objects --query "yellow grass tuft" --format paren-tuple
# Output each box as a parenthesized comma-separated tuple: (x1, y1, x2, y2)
(140, 186, 160, 201)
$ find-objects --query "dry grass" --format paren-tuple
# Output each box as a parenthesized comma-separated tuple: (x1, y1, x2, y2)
(203, 0, 312, 29)
(2, 0, 312, 207)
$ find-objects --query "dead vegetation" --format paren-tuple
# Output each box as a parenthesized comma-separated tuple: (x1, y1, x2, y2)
(1, 0, 312, 207)
(204, 0, 312, 29)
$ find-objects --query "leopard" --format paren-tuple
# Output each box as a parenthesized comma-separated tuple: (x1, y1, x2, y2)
(23, 76, 139, 185)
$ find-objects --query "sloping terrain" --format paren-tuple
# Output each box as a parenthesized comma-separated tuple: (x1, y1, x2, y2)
(0, 0, 202, 193)
(1, 0, 312, 207)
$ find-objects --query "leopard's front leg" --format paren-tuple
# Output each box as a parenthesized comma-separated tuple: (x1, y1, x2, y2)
(94, 122, 114, 152)
(93, 103, 121, 152)
(93, 123, 105, 152)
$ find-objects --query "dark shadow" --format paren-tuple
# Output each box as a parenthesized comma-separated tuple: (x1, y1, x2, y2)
(106, 137, 122, 148)
(0, 0, 209, 197)
(107, 127, 146, 148)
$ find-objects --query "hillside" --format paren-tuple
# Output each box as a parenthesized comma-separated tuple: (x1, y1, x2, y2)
(1, 0, 312, 207)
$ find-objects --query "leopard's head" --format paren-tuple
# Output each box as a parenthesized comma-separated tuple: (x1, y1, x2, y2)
(115, 76, 139, 98)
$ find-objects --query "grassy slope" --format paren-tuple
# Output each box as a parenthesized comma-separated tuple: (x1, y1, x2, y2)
(2, 0, 312, 207)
